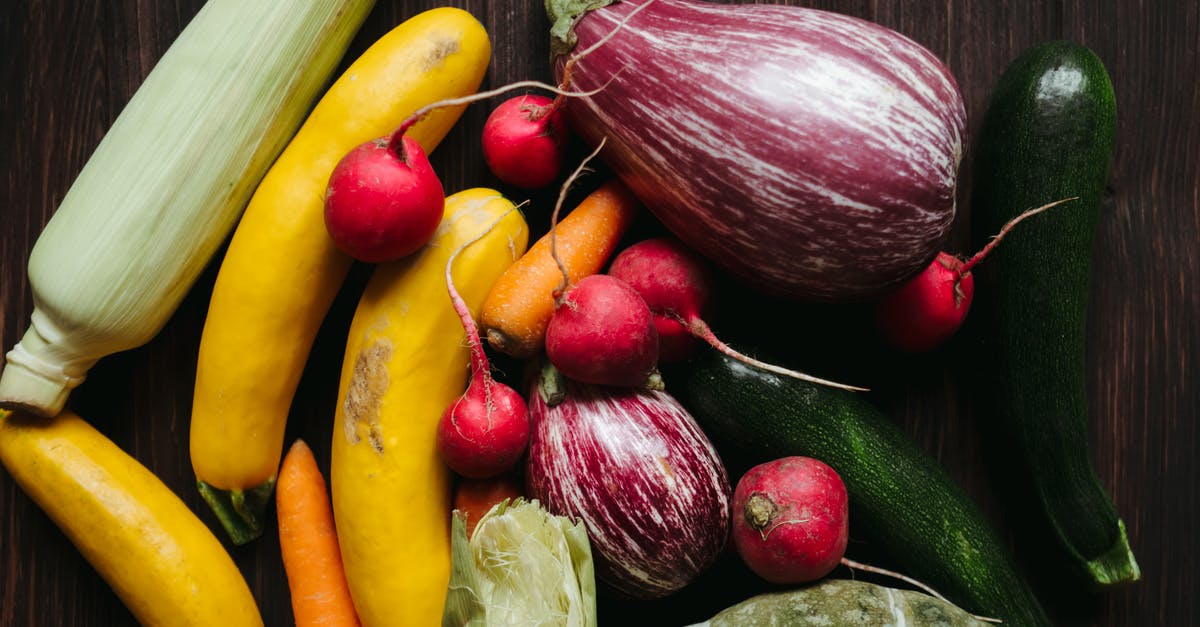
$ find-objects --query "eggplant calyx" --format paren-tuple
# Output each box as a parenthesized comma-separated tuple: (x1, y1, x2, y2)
(546, 0, 617, 59)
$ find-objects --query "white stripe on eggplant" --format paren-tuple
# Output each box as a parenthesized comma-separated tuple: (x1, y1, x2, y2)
(558, 0, 965, 300)
(525, 376, 731, 599)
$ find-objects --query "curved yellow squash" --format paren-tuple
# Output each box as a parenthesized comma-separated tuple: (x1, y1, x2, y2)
(332, 189, 529, 627)
(0, 409, 262, 627)
(190, 7, 492, 543)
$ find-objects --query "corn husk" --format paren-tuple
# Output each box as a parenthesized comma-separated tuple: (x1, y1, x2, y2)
(0, 0, 375, 416)
(443, 498, 597, 627)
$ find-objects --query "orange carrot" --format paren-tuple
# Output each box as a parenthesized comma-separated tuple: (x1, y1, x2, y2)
(277, 439, 360, 627)
(481, 179, 640, 358)
(452, 473, 526, 538)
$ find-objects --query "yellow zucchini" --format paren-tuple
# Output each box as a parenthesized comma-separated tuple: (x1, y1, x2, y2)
(0, 409, 262, 627)
(189, 7, 492, 544)
(331, 189, 529, 627)
(0, 0, 375, 417)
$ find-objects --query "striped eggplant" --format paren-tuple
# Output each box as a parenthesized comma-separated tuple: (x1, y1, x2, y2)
(525, 364, 731, 599)
(547, 0, 966, 301)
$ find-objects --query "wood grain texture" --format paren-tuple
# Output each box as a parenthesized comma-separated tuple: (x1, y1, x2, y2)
(0, 1, 1195, 625)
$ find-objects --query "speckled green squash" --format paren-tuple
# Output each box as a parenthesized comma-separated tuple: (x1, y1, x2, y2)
(970, 41, 1138, 588)
(693, 580, 988, 627)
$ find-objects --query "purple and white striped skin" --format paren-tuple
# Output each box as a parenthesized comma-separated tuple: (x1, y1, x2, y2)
(551, 0, 966, 301)
(525, 373, 731, 599)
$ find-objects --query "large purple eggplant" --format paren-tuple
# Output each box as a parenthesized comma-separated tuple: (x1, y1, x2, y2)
(525, 365, 731, 599)
(548, 0, 965, 301)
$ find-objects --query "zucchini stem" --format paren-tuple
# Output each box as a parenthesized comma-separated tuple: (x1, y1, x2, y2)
(197, 479, 276, 545)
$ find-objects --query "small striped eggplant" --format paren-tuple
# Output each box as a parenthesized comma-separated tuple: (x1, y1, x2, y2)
(547, 0, 966, 301)
(525, 364, 731, 599)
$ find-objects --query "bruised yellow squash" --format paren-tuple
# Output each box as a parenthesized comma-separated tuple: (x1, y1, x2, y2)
(331, 189, 528, 627)
(190, 7, 492, 544)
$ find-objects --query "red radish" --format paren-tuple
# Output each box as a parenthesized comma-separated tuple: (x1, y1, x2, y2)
(607, 237, 710, 362)
(482, 94, 568, 189)
(324, 79, 603, 264)
(608, 237, 865, 391)
(437, 216, 530, 479)
(324, 133, 444, 263)
(874, 197, 1076, 353)
(874, 252, 973, 353)
(732, 456, 849, 584)
(545, 274, 660, 389)
(541, 141, 660, 389)
(477, 0, 654, 190)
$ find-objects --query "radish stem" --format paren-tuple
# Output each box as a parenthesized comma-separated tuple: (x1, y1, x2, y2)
(840, 557, 1001, 624)
(958, 197, 1078, 276)
(549, 138, 608, 299)
(687, 318, 868, 392)
(550, 0, 658, 113)
(445, 205, 523, 400)
(392, 80, 612, 139)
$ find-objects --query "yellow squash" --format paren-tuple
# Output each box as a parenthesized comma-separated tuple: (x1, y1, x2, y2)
(331, 189, 528, 627)
(0, 409, 262, 627)
(190, 7, 492, 544)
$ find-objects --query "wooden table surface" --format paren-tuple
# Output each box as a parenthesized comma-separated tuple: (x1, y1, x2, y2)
(1, 1, 1195, 625)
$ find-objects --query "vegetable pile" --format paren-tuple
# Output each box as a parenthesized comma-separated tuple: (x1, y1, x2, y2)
(0, 2, 1140, 626)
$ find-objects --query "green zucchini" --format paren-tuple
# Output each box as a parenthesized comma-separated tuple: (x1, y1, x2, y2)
(969, 41, 1138, 587)
(673, 350, 1051, 627)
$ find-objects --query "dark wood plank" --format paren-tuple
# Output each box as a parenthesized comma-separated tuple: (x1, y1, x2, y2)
(1, 1, 1195, 625)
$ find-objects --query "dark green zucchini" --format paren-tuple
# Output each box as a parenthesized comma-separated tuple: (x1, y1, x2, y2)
(969, 41, 1138, 587)
(673, 350, 1051, 627)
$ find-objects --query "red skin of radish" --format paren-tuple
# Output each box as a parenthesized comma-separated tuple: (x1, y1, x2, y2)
(607, 237, 713, 363)
(874, 251, 975, 353)
(732, 456, 849, 585)
(324, 134, 445, 263)
(545, 274, 659, 388)
(437, 374, 530, 478)
(482, 94, 568, 190)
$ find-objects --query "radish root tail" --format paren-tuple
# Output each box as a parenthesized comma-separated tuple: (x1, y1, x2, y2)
(445, 203, 525, 412)
(958, 196, 1078, 276)
(840, 557, 1002, 623)
(549, 137, 608, 300)
(687, 318, 868, 392)
(393, 80, 613, 138)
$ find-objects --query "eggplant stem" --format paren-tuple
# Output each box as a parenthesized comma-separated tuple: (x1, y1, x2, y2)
(550, 137, 608, 299)
(551, 0, 658, 112)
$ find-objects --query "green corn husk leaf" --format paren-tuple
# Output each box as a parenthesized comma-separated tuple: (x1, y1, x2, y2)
(443, 498, 596, 627)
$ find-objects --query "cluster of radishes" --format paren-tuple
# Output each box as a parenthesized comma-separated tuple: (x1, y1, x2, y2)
(322, 88, 571, 267)
(434, 93, 572, 480)
(316, 87, 573, 481)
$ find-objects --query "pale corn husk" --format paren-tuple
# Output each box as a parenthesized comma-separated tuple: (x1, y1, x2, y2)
(443, 498, 597, 627)
(0, 0, 375, 416)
